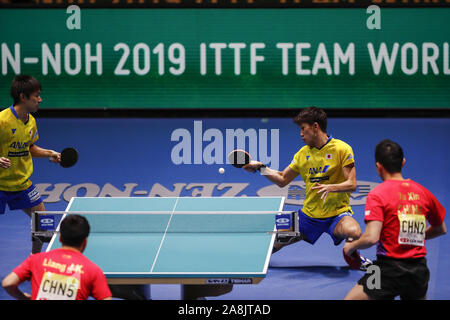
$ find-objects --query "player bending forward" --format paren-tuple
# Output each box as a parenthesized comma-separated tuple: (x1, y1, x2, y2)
(344, 140, 446, 300)
(244, 107, 371, 270)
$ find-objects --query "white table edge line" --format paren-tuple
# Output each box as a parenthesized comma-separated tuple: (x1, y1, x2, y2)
(263, 196, 285, 274)
(149, 197, 180, 272)
(45, 197, 75, 252)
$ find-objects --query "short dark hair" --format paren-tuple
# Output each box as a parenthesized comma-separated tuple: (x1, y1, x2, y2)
(10, 75, 41, 105)
(375, 139, 404, 174)
(293, 106, 327, 132)
(60, 215, 90, 247)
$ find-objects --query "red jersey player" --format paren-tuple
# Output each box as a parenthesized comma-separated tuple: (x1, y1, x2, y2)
(2, 215, 112, 300)
(344, 139, 446, 300)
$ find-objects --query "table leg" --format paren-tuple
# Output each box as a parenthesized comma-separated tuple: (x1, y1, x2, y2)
(110, 284, 151, 300)
(181, 284, 233, 300)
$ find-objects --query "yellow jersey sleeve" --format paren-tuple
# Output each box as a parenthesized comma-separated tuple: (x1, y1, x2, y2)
(339, 141, 355, 168)
(30, 116, 39, 145)
(288, 146, 308, 176)
(288, 150, 300, 174)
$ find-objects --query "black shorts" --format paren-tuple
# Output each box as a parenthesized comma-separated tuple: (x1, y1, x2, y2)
(357, 255, 430, 300)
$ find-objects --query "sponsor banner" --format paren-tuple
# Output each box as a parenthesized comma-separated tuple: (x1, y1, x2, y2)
(0, 9, 449, 109)
(34, 180, 378, 206)
(20, 117, 448, 217)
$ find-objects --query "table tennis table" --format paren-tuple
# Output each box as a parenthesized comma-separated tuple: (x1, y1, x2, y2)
(44, 196, 286, 299)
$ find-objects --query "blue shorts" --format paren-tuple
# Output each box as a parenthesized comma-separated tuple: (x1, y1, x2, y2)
(298, 210, 353, 246)
(0, 184, 43, 214)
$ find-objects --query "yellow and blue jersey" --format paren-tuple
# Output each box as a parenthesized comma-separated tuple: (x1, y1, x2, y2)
(0, 106, 39, 191)
(289, 136, 355, 219)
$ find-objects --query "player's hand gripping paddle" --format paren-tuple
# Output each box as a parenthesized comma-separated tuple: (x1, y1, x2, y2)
(228, 149, 267, 173)
(227, 149, 251, 168)
(343, 248, 363, 270)
(60, 147, 78, 168)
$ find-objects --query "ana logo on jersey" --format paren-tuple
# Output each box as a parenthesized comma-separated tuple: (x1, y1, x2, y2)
(325, 154, 333, 160)
(309, 165, 330, 175)
(9, 141, 30, 150)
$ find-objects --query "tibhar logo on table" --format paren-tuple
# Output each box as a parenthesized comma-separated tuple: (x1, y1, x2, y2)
(170, 120, 280, 170)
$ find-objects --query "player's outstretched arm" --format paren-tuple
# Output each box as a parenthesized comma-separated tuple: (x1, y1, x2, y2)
(29, 144, 61, 164)
(243, 161, 299, 188)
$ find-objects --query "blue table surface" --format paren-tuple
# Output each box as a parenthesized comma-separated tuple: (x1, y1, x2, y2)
(47, 197, 285, 278)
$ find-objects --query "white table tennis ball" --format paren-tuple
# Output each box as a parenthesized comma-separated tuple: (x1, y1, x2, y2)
(219, 167, 225, 174)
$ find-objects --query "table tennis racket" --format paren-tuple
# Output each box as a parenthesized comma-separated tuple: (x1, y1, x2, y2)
(228, 149, 251, 168)
(343, 248, 362, 270)
(60, 147, 78, 168)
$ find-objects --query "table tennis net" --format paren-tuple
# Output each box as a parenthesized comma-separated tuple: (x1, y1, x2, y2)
(33, 211, 286, 234)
